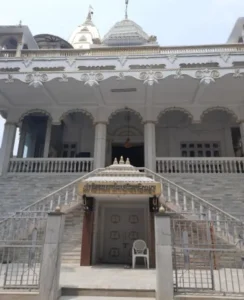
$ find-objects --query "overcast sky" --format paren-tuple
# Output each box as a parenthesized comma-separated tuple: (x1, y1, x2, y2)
(0, 0, 244, 149)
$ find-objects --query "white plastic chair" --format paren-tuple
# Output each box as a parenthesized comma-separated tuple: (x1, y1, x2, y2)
(132, 239, 149, 269)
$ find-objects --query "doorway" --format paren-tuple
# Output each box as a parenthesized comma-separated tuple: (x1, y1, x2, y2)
(112, 145, 144, 167)
(93, 202, 149, 265)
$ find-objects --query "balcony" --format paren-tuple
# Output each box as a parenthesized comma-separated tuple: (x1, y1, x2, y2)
(8, 158, 94, 174)
(156, 157, 244, 174)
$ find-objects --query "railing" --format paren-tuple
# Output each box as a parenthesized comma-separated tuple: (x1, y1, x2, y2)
(8, 158, 94, 173)
(0, 168, 103, 226)
(0, 212, 47, 290)
(139, 168, 243, 246)
(156, 157, 244, 174)
(1, 43, 244, 59)
(172, 219, 244, 296)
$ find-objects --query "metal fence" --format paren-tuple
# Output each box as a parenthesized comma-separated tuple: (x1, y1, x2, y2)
(172, 218, 244, 296)
(0, 212, 47, 290)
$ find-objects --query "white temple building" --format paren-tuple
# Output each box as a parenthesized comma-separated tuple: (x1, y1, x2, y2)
(1, 4, 244, 272)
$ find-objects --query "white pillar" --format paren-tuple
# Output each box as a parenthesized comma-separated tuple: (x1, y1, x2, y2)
(39, 210, 65, 300)
(240, 122, 244, 156)
(144, 121, 156, 171)
(94, 122, 107, 169)
(17, 123, 26, 158)
(43, 119, 52, 158)
(0, 122, 17, 175)
(155, 213, 174, 300)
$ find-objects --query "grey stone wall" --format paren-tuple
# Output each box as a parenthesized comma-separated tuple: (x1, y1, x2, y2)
(165, 174, 244, 218)
(0, 174, 80, 216)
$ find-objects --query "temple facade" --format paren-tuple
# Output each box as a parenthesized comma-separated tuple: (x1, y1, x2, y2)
(0, 10, 244, 176)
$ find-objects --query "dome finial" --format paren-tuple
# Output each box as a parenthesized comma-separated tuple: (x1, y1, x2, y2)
(113, 158, 118, 165)
(125, 0, 129, 19)
(119, 156, 125, 164)
(86, 5, 94, 22)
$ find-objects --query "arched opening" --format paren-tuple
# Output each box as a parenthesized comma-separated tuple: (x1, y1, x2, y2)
(19, 112, 50, 158)
(1, 37, 18, 50)
(156, 109, 193, 157)
(107, 109, 144, 167)
(201, 108, 239, 157)
(57, 111, 94, 158)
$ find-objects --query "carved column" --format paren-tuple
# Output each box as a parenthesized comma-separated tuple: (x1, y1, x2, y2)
(240, 121, 244, 156)
(17, 122, 26, 158)
(94, 122, 107, 169)
(144, 121, 156, 171)
(0, 122, 17, 175)
(43, 118, 52, 158)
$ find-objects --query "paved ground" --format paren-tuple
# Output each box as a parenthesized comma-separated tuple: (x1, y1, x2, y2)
(60, 296, 155, 300)
(59, 265, 156, 290)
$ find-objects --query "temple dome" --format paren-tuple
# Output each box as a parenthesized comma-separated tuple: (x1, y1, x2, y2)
(68, 8, 101, 49)
(103, 18, 157, 47)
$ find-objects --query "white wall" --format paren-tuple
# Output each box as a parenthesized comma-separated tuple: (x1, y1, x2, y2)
(156, 123, 234, 157)
(62, 114, 95, 156)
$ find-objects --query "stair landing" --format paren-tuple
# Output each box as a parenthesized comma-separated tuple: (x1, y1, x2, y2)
(60, 264, 156, 291)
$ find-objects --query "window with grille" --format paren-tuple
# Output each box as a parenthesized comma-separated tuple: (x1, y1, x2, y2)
(180, 142, 221, 157)
(62, 143, 77, 158)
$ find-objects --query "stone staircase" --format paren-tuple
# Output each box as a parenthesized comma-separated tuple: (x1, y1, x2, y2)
(62, 204, 84, 264)
(166, 174, 244, 219)
(0, 174, 81, 217)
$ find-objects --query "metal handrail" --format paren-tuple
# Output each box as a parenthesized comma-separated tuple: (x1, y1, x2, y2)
(139, 167, 242, 223)
(0, 168, 104, 225)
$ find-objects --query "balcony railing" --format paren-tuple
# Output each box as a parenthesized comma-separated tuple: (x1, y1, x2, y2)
(156, 157, 244, 174)
(1, 43, 244, 59)
(8, 158, 94, 173)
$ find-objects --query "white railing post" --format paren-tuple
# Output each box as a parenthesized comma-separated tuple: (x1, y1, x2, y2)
(7, 158, 94, 173)
(155, 157, 244, 174)
(167, 183, 171, 202)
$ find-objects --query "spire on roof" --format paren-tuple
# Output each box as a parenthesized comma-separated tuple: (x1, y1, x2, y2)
(84, 5, 94, 25)
(125, 0, 129, 20)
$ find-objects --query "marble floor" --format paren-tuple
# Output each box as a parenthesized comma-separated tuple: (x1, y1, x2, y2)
(59, 264, 156, 290)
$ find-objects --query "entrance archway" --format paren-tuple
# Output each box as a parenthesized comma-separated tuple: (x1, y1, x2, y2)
(107, 109, 144, 167)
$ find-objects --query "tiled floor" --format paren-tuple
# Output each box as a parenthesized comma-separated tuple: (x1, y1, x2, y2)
(59, 264, 156, 290)
(60, 297, 154, 300)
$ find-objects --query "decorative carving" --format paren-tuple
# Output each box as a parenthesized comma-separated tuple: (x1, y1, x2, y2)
(59, 74, 68, 82)
(233, 69, 243, 78)
(25, 73, 48, 88)
(5, 74, 14, 83)
(180, 63, 219, 69)
(139, 70, 163, 86)
(0, 67, 20, 72)
(129, 231, 139, 240)
(118, 56, 127, 66)
(129, 215, 139, 224)
(110, 231, 120, 240)
(19, 109, 52, 122)
(33, 67, 65, 72)
(220, 53, 230, 63)
(108, 108, 143, 123)
(22, 59, 32, 68)
(167, 54, 177, 64)
(200, 107, 238, 122)
(129, 64, 165, 70)
(78, 65, 115, 71)
(109, 248, 120, 257)
(157, 107, 194, 123)
(59, 108, 94, 122)
(148, 35, 157, 42)
(195, 69, 220, 84)
(66, 59, 76, 67)
(111, 215, 120, 224)
(80, 72, 104, 86)
(116, 72, 125, 80)
(174, 69, 184, 79)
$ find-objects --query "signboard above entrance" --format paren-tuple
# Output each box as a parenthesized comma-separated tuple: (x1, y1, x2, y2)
(78, 182, 161, 196)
